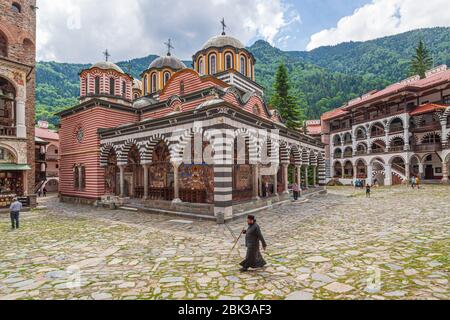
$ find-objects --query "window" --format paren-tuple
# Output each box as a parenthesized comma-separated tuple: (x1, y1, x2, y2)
(225, 53, 233, 70)
(94, 77, 100, 95)
(143, 75, 148, 95)
(151, 73, 157, 93)
(80, 166, 86, 190)
(163, 72, 171, 86)
(0, 32, 7, 57)
(11, 2, 21, 13)
(122, 81, 126, 98)
(109, 78, 115, 96)
(240, 56, 247, 76)
(0, 148, 4, 160)
(73, 166, 80, 189)
(198, 58, 204, 75)
(209, 54, 217, 74)
(180, 80, 185, 94)
(253, 105, 261, 115)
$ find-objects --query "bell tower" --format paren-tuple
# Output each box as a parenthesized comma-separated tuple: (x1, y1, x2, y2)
(0, 0, 37, 196)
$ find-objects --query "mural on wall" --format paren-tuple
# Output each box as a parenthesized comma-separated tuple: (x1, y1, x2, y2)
(0, 147, 15, 163)
(149, 141, 172, 188)
(104, 151, 118, 195)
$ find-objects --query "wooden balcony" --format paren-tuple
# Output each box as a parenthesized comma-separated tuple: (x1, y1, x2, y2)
(411, 123, 441, 133)
(413, 144, 442, 152)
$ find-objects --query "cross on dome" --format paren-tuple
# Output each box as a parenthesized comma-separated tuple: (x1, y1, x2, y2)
(164, 39, 174, 56)
(103, 49, 111, 62)
(221, 18, 227, 35)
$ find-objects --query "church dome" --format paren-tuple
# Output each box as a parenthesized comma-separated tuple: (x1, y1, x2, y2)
(148, 55, 186, 70)
(201, 35, 245, 50)
(91, 61, 124, 74)
(133, 79, 142, 90)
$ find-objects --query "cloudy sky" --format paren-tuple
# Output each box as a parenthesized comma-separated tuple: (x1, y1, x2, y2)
(36, 0, 450, 63)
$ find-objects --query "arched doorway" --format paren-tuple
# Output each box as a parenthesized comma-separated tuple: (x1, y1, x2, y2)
(390, 156, 406, 185)
(355, 159, 367, 179)
(371, 158, 385, 186)
(421, 153, 442, 181)
(333, 161, 343, 179)
(124, 145, 143, 198)
(148, 140, 173, 200)
(343, 161, 353, 179)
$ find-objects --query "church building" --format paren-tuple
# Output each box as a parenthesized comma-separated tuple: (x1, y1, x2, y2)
(58, 25, 325, 222)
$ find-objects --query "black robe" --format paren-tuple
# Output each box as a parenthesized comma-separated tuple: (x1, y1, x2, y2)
(240, 223, 267, 269)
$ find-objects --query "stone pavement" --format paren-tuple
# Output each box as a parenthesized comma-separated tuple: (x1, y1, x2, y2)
(0, 186, 448, 300)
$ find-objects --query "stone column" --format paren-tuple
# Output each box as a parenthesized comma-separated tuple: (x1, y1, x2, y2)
(252, 164, 260, 200)
(297, 166, 302, 186)
(273, 165, 279, 196)
(353, 165, 358, 180)
(312, 166, 317, 187)
(143, 164, 149, 199)
(367, 164, 373, 186)
(282, 164, 289, 194)
(172, 162, 181, 203)
(16, 99, 27, 139)
(404, 126, 410, 151)
(405, 162, 410, 182)
(385, 164, 392, 186)
(442, 161, 449, 184)
(418, 163, 424, 180)
(119, 165, 125, 197)
(304, 166, 309, 189)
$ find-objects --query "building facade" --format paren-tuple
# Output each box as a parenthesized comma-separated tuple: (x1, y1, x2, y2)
(35, 121, 60, 194)
(321, 65, 450, 186)
(0, 0, 36, 207)
(59, 30, 325, 222)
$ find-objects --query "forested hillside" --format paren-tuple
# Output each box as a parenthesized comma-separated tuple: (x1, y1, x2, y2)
(35, 27, 450, 126)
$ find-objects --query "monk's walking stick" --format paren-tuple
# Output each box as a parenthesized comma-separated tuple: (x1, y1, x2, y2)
(228, 230, 244, 257)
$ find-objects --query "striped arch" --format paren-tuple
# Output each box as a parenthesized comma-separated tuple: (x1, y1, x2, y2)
(140, 134, 171, 164)
(100, 143, 118, 167)
(117, 139, 139, 165)
(279, 140, 290, 164)
(289, 145, 302, 166)
(301, 148, 310, 166)
(258, 136, 279, 165)
(386, 116, 404, 127)
(317, 152, 326, 185)
(172, 127, 204, 163)
(234, 128, 259, 164)
(420, 131, 442, 143)
(309, 150, 318, 167)
(389, 134, 405, 144)
(370, 137, 387, 146)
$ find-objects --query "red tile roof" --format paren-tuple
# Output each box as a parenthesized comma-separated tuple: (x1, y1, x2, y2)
(306, 123, 322, 135)
(35, 127, 59, 141)
(321, 108, 348, 121)
(410, 103, 447, 116)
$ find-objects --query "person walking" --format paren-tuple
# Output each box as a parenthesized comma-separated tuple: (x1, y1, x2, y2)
(240, 215, 267, 272)
(411, 176, 416, 189)
(10, 198, 22, 230)
(366, 184, 371, 198)
(43, 187, 47, 197)
(264, 182, 270, 198)
(292, 183, 300, 201)
(416, 176, 420, 189)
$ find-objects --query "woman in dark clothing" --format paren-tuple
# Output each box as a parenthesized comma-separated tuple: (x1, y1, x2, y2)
(240, 215, 267, 272)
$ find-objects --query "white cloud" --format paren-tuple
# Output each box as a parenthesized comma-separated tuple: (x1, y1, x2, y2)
(306, 0, 450, 51)
(36, 0, 300, 63)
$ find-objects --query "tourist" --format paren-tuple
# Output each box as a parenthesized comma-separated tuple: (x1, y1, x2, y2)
(292, 183, 300, 201)
(9, 198, 22, 230)
(240, 215, 267, 272)
(43, 188, 47, 197)
(411, 176, 416, 189)
(264, 182, 270, 198)
(366, 184, 371, 198)
(416, 176, 420, 189)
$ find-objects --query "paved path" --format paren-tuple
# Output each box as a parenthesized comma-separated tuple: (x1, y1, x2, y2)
(0, 186, 448, 300)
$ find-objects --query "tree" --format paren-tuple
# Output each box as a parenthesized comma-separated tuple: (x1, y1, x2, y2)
(410, 40, 433, 79)
(269, 63, 305, 129)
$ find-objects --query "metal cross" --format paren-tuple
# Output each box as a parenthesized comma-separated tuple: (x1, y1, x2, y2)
(164, 39, 174, 56)
(103, 49, 110, 62)
(221, 18, 227, 35)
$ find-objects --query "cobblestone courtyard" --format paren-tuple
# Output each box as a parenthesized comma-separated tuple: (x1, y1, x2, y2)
(0, 186, 448, 300)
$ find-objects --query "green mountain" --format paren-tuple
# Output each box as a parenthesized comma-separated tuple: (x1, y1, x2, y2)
(36, 27, 450, 126)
